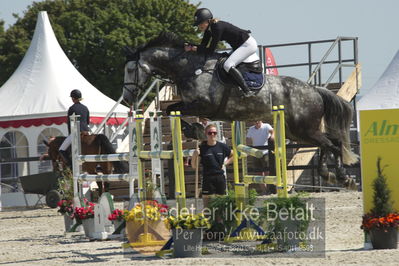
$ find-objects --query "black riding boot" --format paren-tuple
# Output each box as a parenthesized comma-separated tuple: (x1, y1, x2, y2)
(228, 67, 251, 96)
(59, 150, 72, 169)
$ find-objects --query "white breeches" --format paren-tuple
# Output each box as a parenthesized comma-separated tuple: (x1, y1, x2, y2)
(223, 35, 260, 72)
(59, 135, 72, 151)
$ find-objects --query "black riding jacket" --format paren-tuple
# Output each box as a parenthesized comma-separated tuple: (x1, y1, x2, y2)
(197, 20, 250, 55)
(67, 102, 90, 134)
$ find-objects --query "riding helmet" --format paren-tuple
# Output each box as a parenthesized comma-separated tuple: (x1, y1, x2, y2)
(193, 8, 213, 26)
(70, 89, 82, 99)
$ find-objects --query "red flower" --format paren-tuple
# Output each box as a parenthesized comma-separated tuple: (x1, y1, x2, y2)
(361, 213, 399, 231)
(107, 209, 127, 221)
(72, 199, 95, 220)
(57, 199, 74, 215)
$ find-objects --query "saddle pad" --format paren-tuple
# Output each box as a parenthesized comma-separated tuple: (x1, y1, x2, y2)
(242, 71, 264, 90)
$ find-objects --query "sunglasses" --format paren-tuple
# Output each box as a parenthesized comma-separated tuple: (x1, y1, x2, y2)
(207, 131, 217, 136)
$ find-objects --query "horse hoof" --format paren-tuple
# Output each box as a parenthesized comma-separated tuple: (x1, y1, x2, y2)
(344, 178, 357, 191)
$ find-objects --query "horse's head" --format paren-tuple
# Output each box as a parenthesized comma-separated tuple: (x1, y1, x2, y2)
(123, 32, 187, 106)
(123, 46, 155, 106)
(41, 136, 65, 172)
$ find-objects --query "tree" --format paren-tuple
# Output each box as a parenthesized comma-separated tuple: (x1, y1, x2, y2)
(371, 157, 394, 217)
(0, 0, 200, 100)
(0, 20, 5, 65)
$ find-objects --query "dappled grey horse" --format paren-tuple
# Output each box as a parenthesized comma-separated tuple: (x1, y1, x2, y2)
(123, 32, 358, 186)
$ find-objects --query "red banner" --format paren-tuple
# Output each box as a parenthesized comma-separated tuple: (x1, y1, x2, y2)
(264, 48, 278, 75)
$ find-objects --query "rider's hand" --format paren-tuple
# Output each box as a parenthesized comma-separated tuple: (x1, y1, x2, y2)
(184, 44, 197, 52)
(184, 44, 192, 52)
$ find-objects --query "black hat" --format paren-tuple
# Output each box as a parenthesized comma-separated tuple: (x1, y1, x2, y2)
(193, 8, 213, 26)
(70, 89, 82, 99)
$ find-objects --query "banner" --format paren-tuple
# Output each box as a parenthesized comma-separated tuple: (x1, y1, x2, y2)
(359, 109, 399, 214)
(264, 48, 278, 76)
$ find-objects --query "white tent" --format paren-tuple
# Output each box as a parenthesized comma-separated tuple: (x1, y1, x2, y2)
(0, 11, 128, 180)
(357, 50, 399, 111)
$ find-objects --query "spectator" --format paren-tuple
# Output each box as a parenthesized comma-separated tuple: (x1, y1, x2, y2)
(246, 121, 275, 194)
(191, 124, 233, 209)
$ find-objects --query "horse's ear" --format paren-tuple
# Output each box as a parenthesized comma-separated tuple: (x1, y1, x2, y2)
(123, 46, 135, 56)
(123, 46, 140, 61)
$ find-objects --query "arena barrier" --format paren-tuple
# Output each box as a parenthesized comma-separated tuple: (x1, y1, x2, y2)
(227, 105, 288, 241)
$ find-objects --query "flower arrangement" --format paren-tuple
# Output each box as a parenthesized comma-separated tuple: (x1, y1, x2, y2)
(361, 213, 399, 231)
(361, 157, 399, 232)
(57, 199, 74, 216)
(108, 209, 128, 221)
(124, 200, 168, 224)
(164, 213, 211, 230)
(72, 199, 95, 220)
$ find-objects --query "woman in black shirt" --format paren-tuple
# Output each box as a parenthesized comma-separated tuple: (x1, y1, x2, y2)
(192, 124, 233, 209)
(186, 8, 260, 96)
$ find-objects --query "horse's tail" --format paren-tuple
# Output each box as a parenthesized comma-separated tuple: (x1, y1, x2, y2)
(315, 86, 359, 165)
(96, 134, 129, 173)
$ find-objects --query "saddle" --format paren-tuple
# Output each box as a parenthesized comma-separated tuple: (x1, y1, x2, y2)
(216, 57, 265, 91)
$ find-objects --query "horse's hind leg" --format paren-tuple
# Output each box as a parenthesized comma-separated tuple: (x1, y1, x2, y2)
(318, 148, 337, 185)
(329, 138, 346, 181)
(329, 138, 357, 190)
(304, 131, 341, 184)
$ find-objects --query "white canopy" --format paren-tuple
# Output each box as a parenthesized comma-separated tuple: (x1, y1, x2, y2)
(0, 11, 128, 128)
(357, 50, 399, 111)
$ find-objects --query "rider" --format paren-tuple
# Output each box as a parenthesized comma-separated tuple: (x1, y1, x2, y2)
(185, 8, 260, 96)
(59, 89, 90, 168)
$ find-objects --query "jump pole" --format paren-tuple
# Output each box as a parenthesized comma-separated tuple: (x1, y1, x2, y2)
(71, 114, 136, 201)
(273, 105, 288, 198)
(227, 105, 288, 242)
(170, 111, 187, 209)
(127, 110, 191, 250)
(71, 114, 83, 203)
(149, 111, 165, 196)
(157, 111, 197, 256)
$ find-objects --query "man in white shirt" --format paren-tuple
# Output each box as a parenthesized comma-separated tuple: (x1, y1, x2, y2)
(247, 121, 274, 148)
(246, 121, 275, 194)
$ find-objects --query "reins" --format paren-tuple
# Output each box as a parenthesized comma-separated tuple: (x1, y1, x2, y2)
(124, 48, 230, 119)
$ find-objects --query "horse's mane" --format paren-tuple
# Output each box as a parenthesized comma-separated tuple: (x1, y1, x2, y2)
(142, 32, 184, 50)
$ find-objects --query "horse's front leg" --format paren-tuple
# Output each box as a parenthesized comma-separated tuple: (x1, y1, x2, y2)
(166, 102, 185, 115)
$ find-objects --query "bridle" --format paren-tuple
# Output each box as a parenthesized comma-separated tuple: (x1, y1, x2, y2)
(123, 58, 151, 100)
(123, 49, 188, 100)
